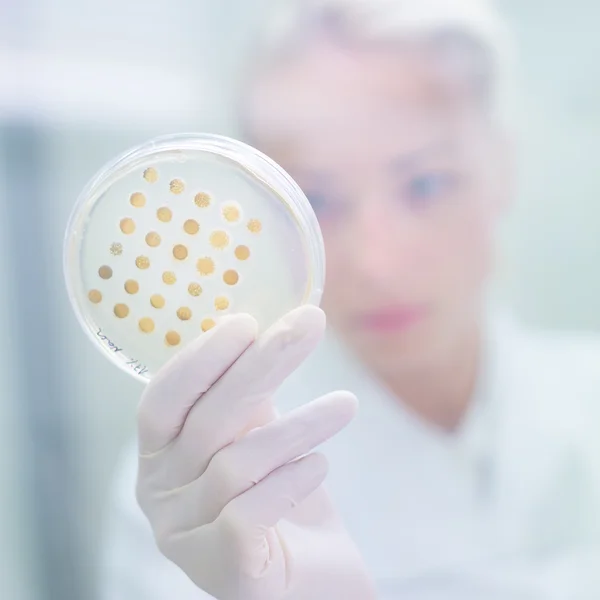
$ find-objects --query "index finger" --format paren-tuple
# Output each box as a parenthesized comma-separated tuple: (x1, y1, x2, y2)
(137, 313, 258, 456)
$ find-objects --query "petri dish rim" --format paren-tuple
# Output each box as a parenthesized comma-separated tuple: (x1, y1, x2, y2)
(63, 132, 326, 382)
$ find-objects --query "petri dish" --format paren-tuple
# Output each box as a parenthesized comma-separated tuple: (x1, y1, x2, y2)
(64, 133, 325, 381)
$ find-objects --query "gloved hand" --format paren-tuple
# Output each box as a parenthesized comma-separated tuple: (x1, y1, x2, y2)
(136, 305, 376, 600)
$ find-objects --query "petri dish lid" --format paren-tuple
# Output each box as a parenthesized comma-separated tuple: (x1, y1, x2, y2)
(64, 133, 325, 382)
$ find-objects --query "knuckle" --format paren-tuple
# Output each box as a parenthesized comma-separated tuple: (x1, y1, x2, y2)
(217, 501, 247, 541)
(134, 480, 147, 512)
(136, 399, 159, 438)
(147, 509, 177, 555)
(284, 414, 313, 453)
(281, 494, 298, 511)
(137, 386, 174, 445)
(154, 531, 174, 558)
(210, 447, 254, 490)
(135, 482, 179, 543)
(294, 413, 313, 440)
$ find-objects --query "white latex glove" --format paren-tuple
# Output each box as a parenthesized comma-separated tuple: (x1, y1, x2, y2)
(136, 305, 376, 600)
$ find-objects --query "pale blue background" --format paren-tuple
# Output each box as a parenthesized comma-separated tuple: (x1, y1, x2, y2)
(1, 1, 599, 599)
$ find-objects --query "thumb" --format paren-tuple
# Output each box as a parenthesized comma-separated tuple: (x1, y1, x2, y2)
(218, 452, 329, 574)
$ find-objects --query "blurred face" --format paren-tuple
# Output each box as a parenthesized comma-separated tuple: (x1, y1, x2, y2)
(246, 38, 511, 374)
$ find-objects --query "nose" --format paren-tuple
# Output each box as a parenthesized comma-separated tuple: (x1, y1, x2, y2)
(348, 202, 401, 285)
(347, 200, 430, 288)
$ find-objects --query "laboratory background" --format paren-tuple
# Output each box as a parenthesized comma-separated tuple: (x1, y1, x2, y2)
(1, 1, 599, 599)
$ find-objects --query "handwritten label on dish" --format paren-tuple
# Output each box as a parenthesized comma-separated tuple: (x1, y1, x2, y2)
(96, 329, 148, 376)
(125, 359, 149, 376)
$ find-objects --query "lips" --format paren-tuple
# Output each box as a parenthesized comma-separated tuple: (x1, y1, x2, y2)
(358, 305, 428, 332)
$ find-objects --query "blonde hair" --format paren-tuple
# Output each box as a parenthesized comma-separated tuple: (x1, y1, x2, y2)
(240, 0, 516, 132)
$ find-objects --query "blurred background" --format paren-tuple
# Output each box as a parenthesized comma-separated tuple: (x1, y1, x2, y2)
(0, 1, 599, 599)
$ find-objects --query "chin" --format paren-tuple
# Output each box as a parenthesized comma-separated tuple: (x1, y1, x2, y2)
(346, 320, 443, 373)
(365, 336, 437, 373)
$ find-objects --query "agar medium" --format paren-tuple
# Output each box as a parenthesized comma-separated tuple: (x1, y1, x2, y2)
(64, 133, 325, 381)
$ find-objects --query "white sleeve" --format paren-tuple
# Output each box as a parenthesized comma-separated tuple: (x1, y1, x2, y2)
(99, 441, 215, 600)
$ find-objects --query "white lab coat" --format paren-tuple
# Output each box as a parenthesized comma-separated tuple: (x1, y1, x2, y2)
(100, 314, 600, 599)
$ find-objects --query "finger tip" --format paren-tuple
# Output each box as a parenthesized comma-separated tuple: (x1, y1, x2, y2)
(331, 390, 360, 421)
(295, 304, 327, 328)
(152, 313, 258, 383)
(280, 304, 327, 342)
(216, 312, 259, 339)
(304, 451, 329, 479)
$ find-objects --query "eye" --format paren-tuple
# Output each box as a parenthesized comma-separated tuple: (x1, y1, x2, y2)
(306, 191, 329, 214)
(405, 172, 457, 209)
(306, 190, 348, 221)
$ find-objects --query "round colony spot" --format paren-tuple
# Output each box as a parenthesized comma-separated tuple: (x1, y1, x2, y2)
(143, 167, 158, 183)
(120, 218, 136, 234)
(177, 307, 192, 321)
(124, 279, 139, 294)
(234, 245, 250, 261)
(130, 192, 146, 207)
(110, 242, 123, 256)
(222, 204, 241, 222)
(157, 207, 172, 222)
(162, 271, 177, 285)
(173, 244, 188, 260)
(196, 257, 215, 276)
(188, 283, 202, 297)
(98, 265, 113, 280)
(201, 318, 216, 332)
(88, 290, 102, 304)
(247, 219, 262, 234)
(170, 179, 185, 194)
(183, 219, 199, 235)
(136, 256, 150, 270)
(138, 317, 155, 333)
(209, 230, 229, 250)
(194, 192, 211, 208)
(214, 296, 229, 311)
(223, 269, 239, 286)
(165, 331, 181, 346)
(150, 294, 165, 309)
(114, 303, 129, 318)
(145, 232, 161, 247)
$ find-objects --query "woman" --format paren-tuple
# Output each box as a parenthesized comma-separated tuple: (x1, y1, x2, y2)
(102, 1, 600, 598)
